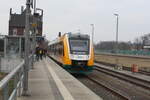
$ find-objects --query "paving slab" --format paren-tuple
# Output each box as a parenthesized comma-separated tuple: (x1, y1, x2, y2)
(45, 58, 102, 100)
(18, 60, 55, 100)
(18, 57, 102, 100)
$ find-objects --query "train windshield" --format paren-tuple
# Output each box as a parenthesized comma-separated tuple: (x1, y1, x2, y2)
(69, 39, 89, 54)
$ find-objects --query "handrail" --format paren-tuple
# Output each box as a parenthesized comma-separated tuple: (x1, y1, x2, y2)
(0, 61, 24, 90)
(0, 54, 33, 100)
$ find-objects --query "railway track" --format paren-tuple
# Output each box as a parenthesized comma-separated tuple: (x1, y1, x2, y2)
(138, 70, 150, 76)
(87, 70, 150, 100)
(85, 75, 129, 100)
(78, 69, 150, 100)
(95, 61, 150, 76)
(94, 63, 150, 90)
(48, 56, 128, 99)
(48, 56, 150, 99)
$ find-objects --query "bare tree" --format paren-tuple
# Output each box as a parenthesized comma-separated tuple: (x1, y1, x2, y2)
(95, 41, 131, 51)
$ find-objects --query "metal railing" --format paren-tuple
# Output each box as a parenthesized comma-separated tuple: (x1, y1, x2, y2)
(0, 61, 24, 100)
(0, 55, 33, 100)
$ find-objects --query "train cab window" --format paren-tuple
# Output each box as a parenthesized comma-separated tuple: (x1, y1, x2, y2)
(69, 38, 89, 54)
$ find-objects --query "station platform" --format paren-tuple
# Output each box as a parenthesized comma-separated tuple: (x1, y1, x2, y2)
(18, 57, 102, 100)
(95, 63, 150, 83)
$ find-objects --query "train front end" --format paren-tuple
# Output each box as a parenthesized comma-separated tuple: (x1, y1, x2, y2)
(64, 33, 94, 74)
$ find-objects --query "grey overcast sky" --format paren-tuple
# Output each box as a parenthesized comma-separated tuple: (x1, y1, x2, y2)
(0, 0, 150, 43)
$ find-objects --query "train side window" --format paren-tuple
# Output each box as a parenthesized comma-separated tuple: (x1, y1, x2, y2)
(59, 42, 63, 55)
(62, 42, 64, 56)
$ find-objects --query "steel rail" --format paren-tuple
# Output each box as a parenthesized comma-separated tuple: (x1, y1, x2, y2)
(94, 64, 150, 90)
(86, 76, 130, 100)
(95, 61, 150, 76)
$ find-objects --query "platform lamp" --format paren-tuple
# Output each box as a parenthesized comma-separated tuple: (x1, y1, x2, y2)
(90, 24, 94, 45)
(114, 13, 119, 70)
(114, 13, 119, 53)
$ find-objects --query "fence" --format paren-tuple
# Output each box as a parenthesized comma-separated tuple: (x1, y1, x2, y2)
(0, 61, 24, 100)
(0, 55, 33, 100)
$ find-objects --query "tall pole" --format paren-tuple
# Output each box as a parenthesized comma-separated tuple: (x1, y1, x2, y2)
(114, 13, 119, 70)
(4, 37, 7, 58)
(0, 55, 1, 72)
(34, 0, 36, 13)
(114, 14, 119, 53)
(32, 0, 37, 68)
(90, 24, 94, 44)
(23, 0, 31, 95)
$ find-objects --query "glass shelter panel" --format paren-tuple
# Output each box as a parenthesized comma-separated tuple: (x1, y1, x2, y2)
(0, 36, 23, 73)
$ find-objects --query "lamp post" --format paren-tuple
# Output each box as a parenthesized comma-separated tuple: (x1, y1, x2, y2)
(114, 13, 119, 53)
(31, 0, 37, 68)
(34, 0, 36, 13)
(114, 13, 119, 70)
(90, 24, 94, 44)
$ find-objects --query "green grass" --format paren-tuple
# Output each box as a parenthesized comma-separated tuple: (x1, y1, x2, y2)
(0, 72, 7, 99)
(0, 76, 15, 98)
(0, 72, 7, 80)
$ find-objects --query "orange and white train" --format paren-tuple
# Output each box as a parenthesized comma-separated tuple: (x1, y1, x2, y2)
(48, 32, 94, 74)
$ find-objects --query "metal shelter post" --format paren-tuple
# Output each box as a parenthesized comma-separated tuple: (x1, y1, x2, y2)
(22, 0, 31, 95)
(4, 37, 7, 58)
(32, 0, 37, 68)
(19, 37, 22, 58)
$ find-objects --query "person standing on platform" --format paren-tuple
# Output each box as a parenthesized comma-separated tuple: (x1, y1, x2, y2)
(39, 48, 43, 60)
(35, 46, 40, 61)
(43, 49, 47, 58)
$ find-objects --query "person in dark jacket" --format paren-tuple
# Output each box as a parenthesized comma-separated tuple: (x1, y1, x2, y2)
(35, 47, 40, 61)
(39, 48, 43, 60)
(43, 49, 47, 58)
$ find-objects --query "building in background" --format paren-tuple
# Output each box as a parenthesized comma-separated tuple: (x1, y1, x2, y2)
(8, 6, 43, 36)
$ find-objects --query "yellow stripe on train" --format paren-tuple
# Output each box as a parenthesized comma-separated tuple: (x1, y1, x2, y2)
(48, 32, 94, 74)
